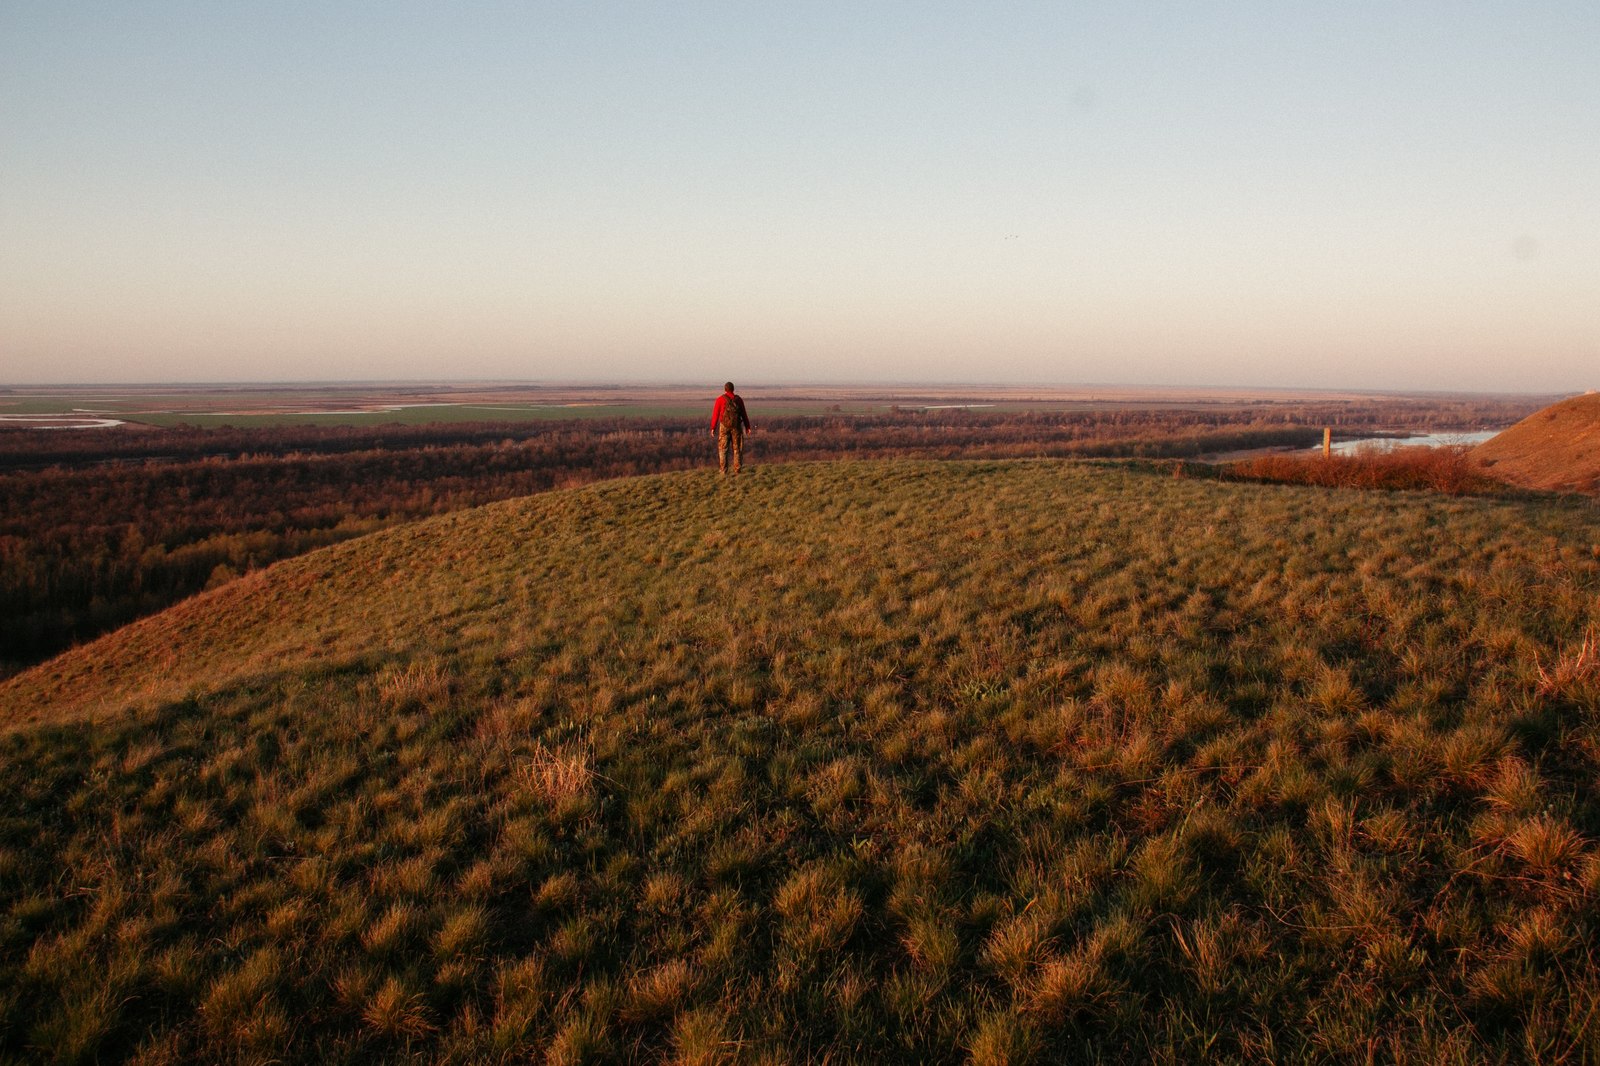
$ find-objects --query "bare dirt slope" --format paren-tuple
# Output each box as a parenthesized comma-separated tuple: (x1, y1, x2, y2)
(1473, 391, 1600, 493)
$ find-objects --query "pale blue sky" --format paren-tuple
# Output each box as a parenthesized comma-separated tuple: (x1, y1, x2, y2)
(3, 2, 1596, 390)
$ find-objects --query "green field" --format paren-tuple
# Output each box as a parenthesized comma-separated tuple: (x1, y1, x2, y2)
(130, 404, 694, 428)
(3, 460, 1598, 1062)
(0, 391, 341, 416)
(1, 395, 886, 428)
(0, 395, 712, 427)
(124, 403, 891, 429)
(1, 397, 1118, 430)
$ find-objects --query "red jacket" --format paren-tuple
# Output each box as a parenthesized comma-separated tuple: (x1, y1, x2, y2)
(711, 392, 750, 432)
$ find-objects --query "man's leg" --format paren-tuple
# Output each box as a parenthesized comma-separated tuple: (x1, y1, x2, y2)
(730, 430, 744, 474)
(718, 425, 731, 475)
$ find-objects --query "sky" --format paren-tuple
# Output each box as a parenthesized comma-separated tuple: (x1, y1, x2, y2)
(2, 2, 1596, 392)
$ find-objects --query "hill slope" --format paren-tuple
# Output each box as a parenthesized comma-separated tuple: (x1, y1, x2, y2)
(3, 460, 1599, 1063)
(1473, 390, 1600, 493)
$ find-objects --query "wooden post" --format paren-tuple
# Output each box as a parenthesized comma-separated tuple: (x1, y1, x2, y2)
(1323, 427, 1332, 458)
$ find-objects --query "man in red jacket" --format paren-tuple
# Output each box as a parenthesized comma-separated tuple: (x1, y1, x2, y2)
(710, 382, 752, 476)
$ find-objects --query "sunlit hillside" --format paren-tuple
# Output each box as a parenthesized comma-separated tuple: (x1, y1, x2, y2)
(1473, 391, 1600, 494)
(3, 460, 1598, 1063)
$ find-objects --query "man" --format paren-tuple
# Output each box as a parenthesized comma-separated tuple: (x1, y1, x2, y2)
(710, 382, 752, 476)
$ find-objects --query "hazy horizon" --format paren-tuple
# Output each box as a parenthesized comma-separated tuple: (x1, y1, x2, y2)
(3, 378, 1582, 405)
(4, 3, 1596, 393)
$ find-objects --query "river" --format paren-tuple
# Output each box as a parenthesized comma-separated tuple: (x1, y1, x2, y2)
(1321, 430, 1498, 455)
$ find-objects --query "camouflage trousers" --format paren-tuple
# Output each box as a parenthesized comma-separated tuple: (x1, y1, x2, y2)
(717, 425, 745, 475)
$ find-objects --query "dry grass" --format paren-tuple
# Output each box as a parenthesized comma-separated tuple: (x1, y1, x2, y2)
(1535, 626, 1599, 698)
(1471, 390, 1600, 494)
(1225, 442, 1504, 494)
(2, 458, 1598, 1062)
(517, 742, 595, 807)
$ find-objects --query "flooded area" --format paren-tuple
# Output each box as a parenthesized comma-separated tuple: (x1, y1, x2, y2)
(1202, 429, 1502, 464)
(0, 413, 126, 429)
(1320, 430, 1499, 454)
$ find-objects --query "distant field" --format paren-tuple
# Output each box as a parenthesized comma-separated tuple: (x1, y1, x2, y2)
(126, 402, 894, 429)
(0, 388, 1016, 428)
(127, 404, 697, 428)
(3, 459, 1596, 1062)
(124, 403, 1270, 430)
(2, 381, 1544, 429)
(0, 391, 789, 427)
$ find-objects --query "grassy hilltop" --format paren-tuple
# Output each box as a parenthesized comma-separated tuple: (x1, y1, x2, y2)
(1474, 391, 1600, 495)
(2, 460, 1599, 1063)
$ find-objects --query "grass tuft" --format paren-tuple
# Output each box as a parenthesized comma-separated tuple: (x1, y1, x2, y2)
(362, 974, 437, 1040)
(1534, 625, 1599, 698)
(517, 742, 595, 809)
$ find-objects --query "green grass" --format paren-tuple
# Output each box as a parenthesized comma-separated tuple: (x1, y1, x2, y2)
(2, 460, 1599, 1063)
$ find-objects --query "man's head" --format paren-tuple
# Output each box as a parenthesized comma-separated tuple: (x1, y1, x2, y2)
(724, 382, 735, 393)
